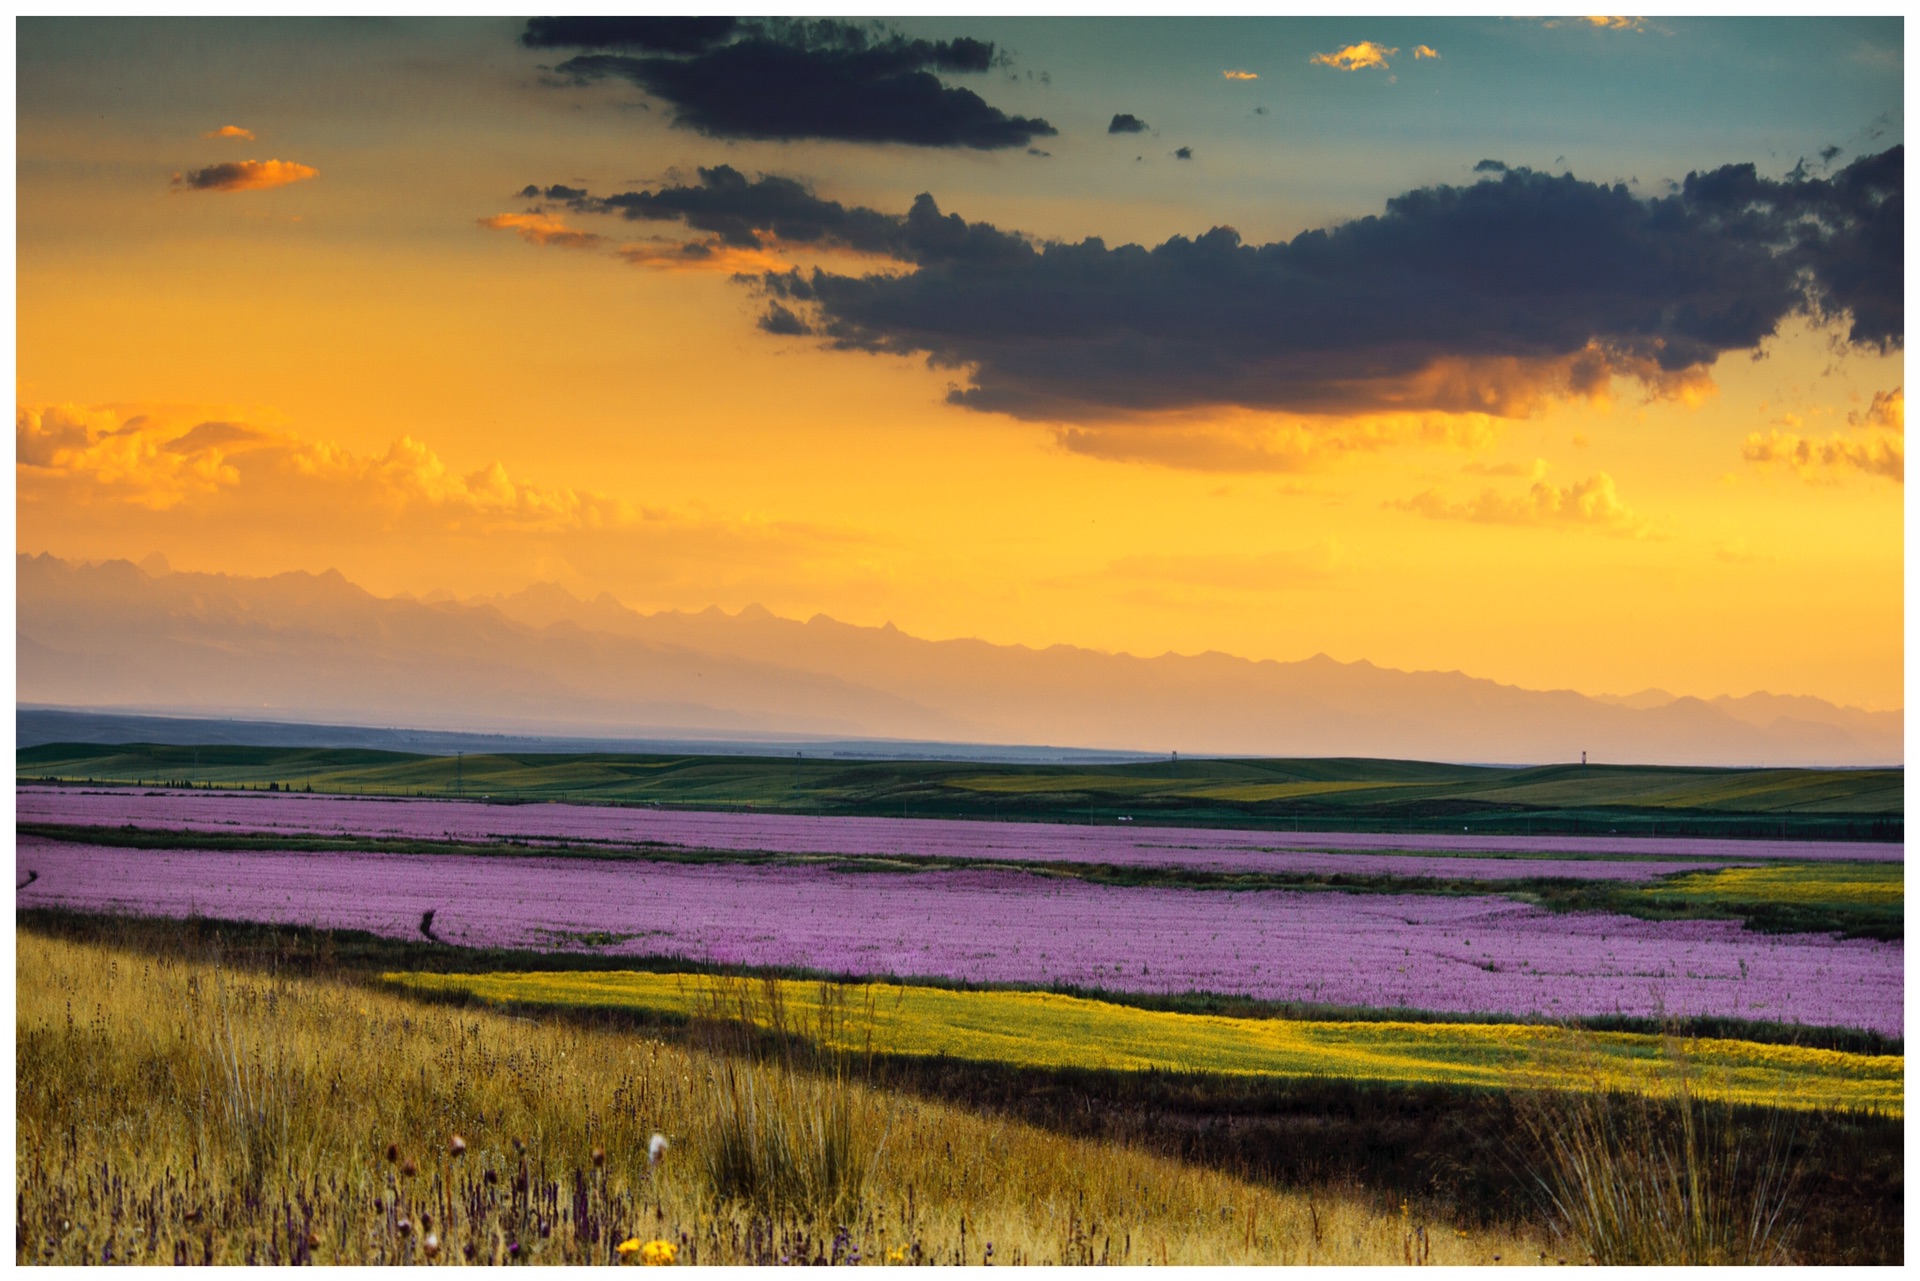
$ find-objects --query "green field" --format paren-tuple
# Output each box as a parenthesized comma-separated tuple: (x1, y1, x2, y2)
(388, 969, 1905, 1117)
(16, 743, 1903, 840)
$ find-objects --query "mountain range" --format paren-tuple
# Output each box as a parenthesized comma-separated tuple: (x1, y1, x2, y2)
(16, 552, 1902, 766)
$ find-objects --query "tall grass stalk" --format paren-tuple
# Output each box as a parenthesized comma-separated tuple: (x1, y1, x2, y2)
(692, 976, 889, 1219)
(205, 966, 303, 1190)
(1518, 1038, 1803, 1264)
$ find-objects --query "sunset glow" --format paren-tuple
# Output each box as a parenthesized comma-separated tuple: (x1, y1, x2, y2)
(16, 16, 1904, 712)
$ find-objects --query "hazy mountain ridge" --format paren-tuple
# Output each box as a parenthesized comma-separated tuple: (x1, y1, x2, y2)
(19, 554, 1903, 766)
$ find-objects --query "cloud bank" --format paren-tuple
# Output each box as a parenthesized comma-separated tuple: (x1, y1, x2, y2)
(1394, 472, 1645, 535)
(746, 148, 1901, 422)
(1743, 387, 1904, 484)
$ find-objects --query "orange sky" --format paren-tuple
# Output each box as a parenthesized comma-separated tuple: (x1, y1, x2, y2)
(15, 17, 1906, 711)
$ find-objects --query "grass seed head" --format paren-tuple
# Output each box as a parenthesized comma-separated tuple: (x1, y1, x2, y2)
(449, 1134, 467, 1157)
(593, 1145, 606, 1167)
(385, 1142, 399, 1164)
(648, 1133, 669, 1166)
(400, 1157, 418, 1178)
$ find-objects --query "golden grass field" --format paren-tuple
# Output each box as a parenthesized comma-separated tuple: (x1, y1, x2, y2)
(17, 931, 1550, 1265)
(389, 969, 1904, 1117)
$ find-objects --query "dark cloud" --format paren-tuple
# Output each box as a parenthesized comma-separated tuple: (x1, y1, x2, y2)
(1681, 146, 1902, 346)
(1174, 146, 1194, 160)
(1108, 113, 1148, 134)
(752, 148, 1902, 421)
(759, 303, 814, 336)
(529, 17, 1053, 150)
(1473, 158, 1508, 173)
(522, 17, 739, 55)
(542, 165, 911, 257)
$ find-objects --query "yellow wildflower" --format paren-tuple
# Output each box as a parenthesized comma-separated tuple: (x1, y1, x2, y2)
(641, 1239, 678, 1266)
(887, 1246, 907, 1264)
(616, 1238, 642, 1260)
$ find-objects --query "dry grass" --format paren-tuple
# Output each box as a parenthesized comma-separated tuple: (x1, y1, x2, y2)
(16, 929, 1548, 1265)
(1515, 1045, 1806, 1265)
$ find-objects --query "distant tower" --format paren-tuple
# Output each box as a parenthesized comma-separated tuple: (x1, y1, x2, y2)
(1581, 750, 1587, 766)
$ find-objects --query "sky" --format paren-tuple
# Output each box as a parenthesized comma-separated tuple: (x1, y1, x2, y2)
(14, 16, 1907, 710)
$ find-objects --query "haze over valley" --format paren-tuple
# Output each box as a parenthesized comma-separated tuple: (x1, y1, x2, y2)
(20, 552, 1898, 767)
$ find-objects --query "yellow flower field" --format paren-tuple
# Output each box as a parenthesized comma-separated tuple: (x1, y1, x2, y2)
(1654, 861, 1905, 907)
(388, 970, 1902, 1116)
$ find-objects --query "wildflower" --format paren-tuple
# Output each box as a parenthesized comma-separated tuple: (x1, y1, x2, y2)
(386, 1143, 399, 1164)
(483, 1167, 498, 1186)
(423, 1233, 441, 1259)
(396, 1217, 413, 1236)
(617, 1238, 642, 1260)
(593, 1146, 606, 1168)
(400, 1157, 419, 1178)
(648, 1133, 669, 1166)
(640, 1239, 677, 1266)
(448, 1134, 467, 1157)
(887, 1247, 907, 1264)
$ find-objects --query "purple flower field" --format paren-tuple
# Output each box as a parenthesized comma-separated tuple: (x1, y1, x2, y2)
(16, 786, 1899, 881)
(17, 835, 1902, 1035)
